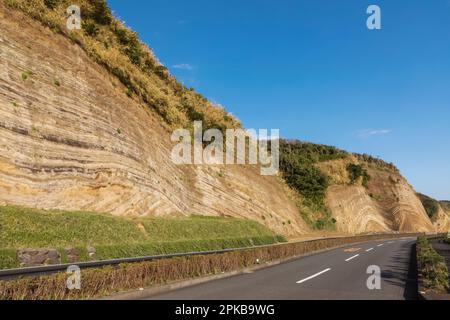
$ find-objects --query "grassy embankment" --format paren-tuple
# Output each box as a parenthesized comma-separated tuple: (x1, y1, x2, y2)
(0, 206, 285, 269)
(279, 140, 398, 231)
(416, 237, 449, 293)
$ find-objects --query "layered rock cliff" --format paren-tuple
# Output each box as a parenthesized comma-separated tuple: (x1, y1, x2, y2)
(0, 2, 307, 237)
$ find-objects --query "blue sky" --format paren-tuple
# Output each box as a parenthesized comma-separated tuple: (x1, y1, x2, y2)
(107, 0, 450, 200)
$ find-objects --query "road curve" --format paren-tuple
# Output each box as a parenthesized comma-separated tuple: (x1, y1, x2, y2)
(149, 238, 418, 300)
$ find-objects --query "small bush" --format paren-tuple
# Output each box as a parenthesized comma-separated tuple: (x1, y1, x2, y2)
(355, 153, 399, 173)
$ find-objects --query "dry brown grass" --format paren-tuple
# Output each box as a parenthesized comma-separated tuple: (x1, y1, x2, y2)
(0, 233, 418, 300)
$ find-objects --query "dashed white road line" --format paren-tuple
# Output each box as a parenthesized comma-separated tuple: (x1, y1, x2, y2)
(377, 244, 384, 247)
(388, 241, 395, 244)
(296, 268, 331, 284)
(345, 254, 360, 262)
(366, 248, 374, 252)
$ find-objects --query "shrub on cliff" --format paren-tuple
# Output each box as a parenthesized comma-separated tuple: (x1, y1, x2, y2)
(417, 237, 449, 293)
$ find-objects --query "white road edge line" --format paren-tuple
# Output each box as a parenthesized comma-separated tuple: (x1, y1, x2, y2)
(345, 254, 360, 262)
(296, 268, 331, 284)
(366, 248, 374, 252)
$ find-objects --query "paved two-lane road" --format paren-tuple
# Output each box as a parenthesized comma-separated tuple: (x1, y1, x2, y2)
(150, 238, 418, 300)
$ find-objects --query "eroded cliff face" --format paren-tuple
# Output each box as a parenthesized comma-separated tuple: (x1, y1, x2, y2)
(320, 159, 435, 234)
(0, 4, 308, 237)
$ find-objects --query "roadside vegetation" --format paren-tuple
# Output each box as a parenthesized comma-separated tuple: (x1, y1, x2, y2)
(416, 237, 449, 293)
(0, 206, 284, 269)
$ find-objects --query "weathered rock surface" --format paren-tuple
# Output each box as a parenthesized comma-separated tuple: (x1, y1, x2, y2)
(0, 3, 307, 237)
(324, 160, 435, 234)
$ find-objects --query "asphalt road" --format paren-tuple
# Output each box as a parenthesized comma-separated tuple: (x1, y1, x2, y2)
(149, 237, 418, 300)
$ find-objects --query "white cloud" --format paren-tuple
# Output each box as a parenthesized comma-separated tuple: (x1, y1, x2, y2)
(358, 129, 392, 138)
(172, 63, 194, 71)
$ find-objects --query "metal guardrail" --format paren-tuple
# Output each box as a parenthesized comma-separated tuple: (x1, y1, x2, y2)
(0, 232, 440, 281)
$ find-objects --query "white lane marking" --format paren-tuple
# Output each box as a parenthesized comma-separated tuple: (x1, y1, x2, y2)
(296, 268, 331, 284)
(366, 248, 374, 252)
(388, 241, 395, 244)
(345, 254, 360, 262)
(377, 244, 384, 247)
